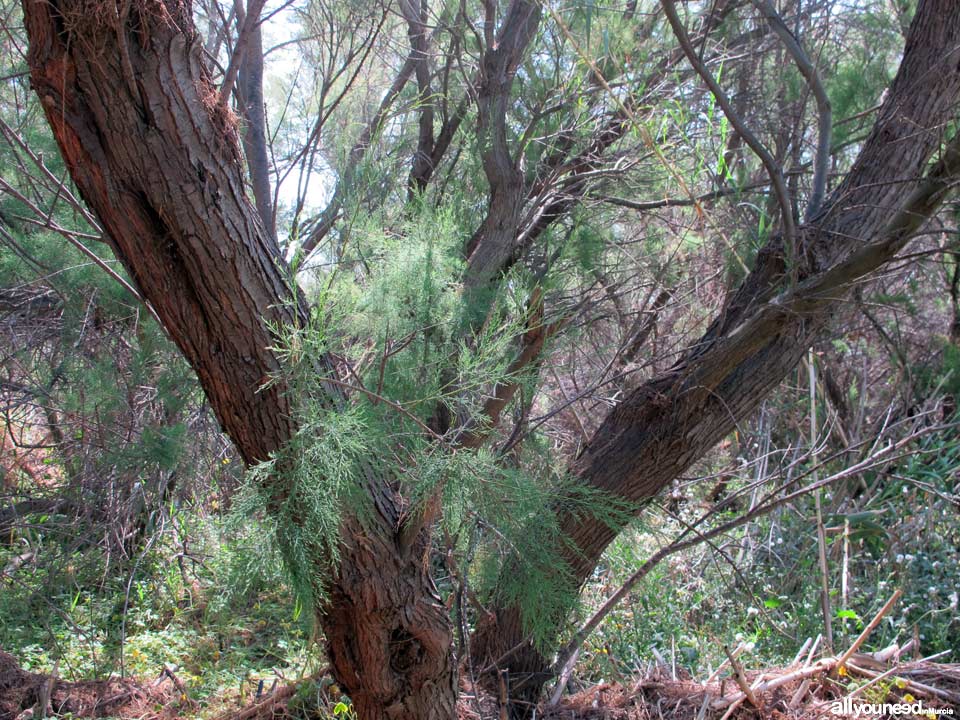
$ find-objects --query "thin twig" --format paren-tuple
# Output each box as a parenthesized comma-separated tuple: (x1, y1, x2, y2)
(835, 589, 903, 670)
(752, 0, 831, 219)
(661, 0, 797, 276)
(317, 376, 443, 440)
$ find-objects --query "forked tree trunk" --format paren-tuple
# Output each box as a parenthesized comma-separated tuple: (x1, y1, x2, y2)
(23, 0, 960, 716)
(22, 0, 458, 717)
(472, 0, 960, 707)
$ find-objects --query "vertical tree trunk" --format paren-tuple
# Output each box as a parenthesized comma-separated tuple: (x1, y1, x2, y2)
(322, 531, 458, 720)
(22, 0, 458, 717)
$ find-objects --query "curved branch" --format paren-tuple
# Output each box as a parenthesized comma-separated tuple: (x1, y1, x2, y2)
(661, 0, 797, 269)
(752, 0, 832, 220)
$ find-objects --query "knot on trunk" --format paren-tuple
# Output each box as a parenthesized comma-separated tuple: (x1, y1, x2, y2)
(389, 627, 423, 673)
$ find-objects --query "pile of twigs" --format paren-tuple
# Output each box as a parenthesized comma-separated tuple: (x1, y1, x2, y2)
(546, 591, 958, 720)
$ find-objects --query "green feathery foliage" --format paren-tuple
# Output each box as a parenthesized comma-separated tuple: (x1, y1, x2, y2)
(240, 203, 632, 646)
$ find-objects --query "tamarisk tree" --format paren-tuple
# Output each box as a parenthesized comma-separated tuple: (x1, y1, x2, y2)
(17, 0, 960, 716)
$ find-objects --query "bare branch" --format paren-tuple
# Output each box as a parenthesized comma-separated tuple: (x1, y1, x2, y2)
(752, 0, 832, 220)
(661, 0, 797, 273)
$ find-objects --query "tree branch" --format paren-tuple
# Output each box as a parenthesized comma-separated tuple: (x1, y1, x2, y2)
(752, 0, 832, 220)
(218, 0, 266, 108)
(662, 0, 797, 271)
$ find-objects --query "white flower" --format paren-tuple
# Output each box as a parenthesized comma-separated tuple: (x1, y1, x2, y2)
(746, 607, 759, 616)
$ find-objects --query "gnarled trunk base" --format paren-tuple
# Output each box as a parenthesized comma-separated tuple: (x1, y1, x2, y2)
(320, 534, 458, 720)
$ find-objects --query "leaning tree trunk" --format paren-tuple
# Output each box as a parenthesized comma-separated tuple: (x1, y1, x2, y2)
(22, 0, 458, 717)
(472, 0, 960, 706)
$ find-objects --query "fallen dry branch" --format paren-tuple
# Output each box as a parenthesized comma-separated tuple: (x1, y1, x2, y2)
(210, 683, 301, 720)
(847, 661, 960, 706)
(543, 653, 958, 720)
(689, 590, 958, 714)
(836, 590, 903, 670)
(723, 645, 761, 709)
(545, 591, 956, 720)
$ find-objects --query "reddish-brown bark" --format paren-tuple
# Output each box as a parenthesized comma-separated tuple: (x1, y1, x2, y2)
(22, 0, 960, 717)
(22, 0, 458, 717)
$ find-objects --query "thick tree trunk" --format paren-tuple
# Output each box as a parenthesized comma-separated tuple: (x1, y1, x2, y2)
(24, 0, 960, 715)
(472, 0, 960, 706)
(22, 1, 458, 717)
(322, 531, 458, 720)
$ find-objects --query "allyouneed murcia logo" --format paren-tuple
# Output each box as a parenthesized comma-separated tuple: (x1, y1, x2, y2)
(830, 697, 955, 717)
